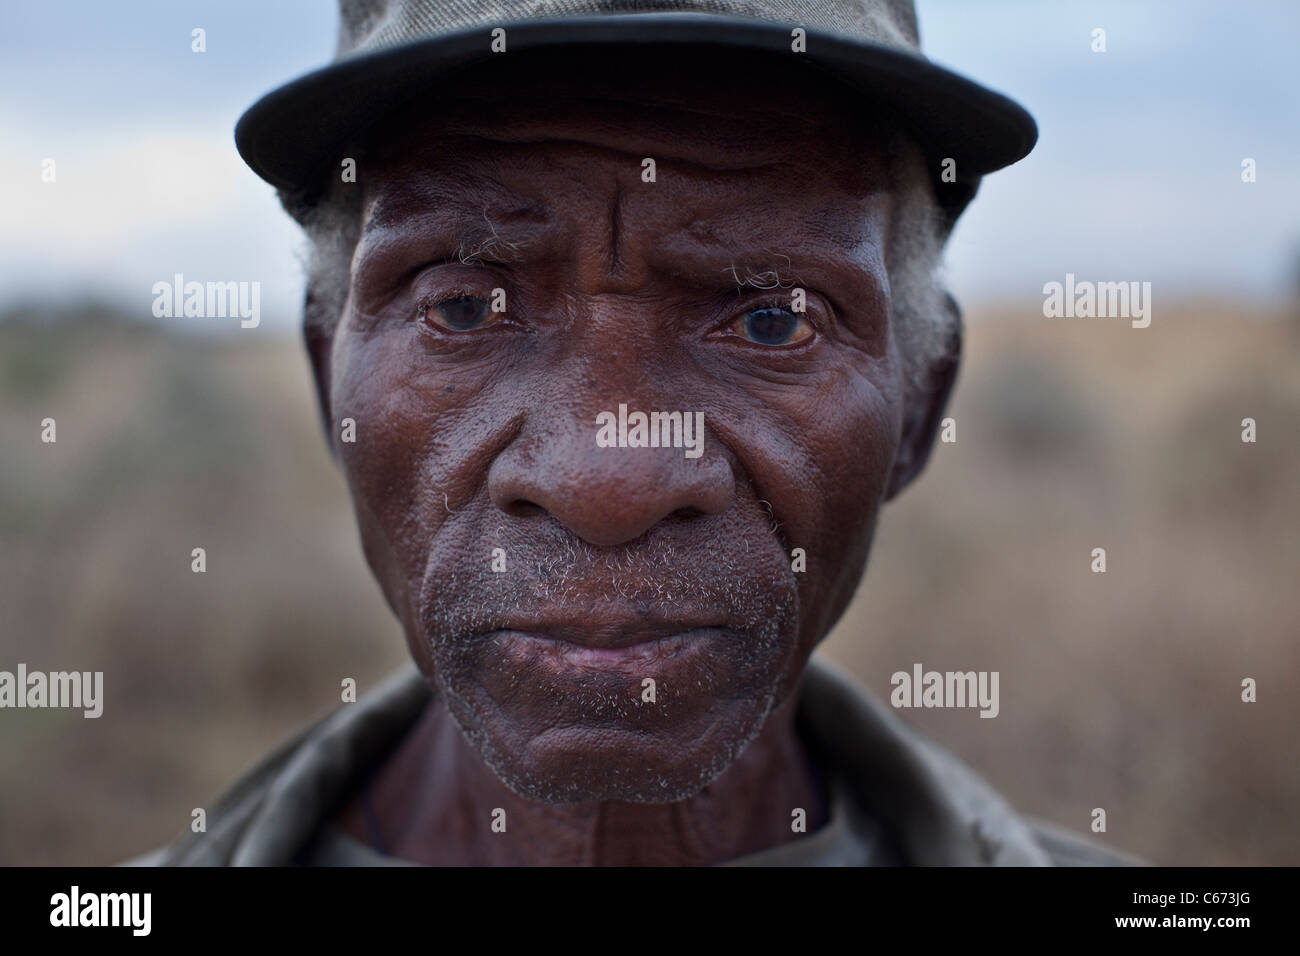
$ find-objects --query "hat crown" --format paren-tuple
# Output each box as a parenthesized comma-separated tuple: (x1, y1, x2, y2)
(336, 0, 920, 58)
(235, 0, 1035, 228)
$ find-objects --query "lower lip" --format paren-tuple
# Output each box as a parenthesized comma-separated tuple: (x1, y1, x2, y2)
(489, 628, 734, 673)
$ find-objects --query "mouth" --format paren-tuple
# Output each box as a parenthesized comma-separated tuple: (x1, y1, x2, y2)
(496, 611, 732, 650)
(486, 615, 740, 672)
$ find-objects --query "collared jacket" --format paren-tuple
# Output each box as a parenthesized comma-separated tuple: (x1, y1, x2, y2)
(129, 657, 1139, 866)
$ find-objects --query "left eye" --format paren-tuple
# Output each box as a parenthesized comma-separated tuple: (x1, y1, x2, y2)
(419, 295, 499, 332)
(732, 307, 814, 346)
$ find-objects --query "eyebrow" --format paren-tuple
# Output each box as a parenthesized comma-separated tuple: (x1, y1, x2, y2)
(655, 206, 878, 294)
(361, 176, 874, 294)
(453, 215, 527, 264)
(362, 177, 555, 259)
(723, 256, 804, 292)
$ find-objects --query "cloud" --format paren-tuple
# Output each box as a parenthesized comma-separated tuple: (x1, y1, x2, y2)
(0, 112, 305, 331)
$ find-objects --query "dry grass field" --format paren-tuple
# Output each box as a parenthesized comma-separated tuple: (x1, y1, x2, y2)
(1, 300, 1296, 865)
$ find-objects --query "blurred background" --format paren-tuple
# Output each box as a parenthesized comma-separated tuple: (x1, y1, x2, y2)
(1, 1, 1297, 865)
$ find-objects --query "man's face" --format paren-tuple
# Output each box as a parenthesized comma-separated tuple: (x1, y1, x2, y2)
(324, 51, 916, 803)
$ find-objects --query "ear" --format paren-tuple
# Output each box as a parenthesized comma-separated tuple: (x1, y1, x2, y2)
(884, 290, 962, 500)
(303, 293, 338, 459)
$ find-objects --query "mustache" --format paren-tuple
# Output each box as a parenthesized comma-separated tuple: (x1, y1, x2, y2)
(418, 513, 797, 644)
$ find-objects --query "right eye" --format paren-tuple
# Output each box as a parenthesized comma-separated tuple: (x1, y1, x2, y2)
(417, 294, 500, 332)
(732, 306, 814, 347)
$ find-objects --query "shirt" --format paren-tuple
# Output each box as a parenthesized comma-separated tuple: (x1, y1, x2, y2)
(127, 656, 1138, 866)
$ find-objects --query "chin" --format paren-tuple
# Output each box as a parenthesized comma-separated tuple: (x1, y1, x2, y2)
(446, 692, 779, 804)
(429, 625, 794, 804)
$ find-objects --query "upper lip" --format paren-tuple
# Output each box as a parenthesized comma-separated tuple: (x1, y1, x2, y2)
(495, 609, 730, 650)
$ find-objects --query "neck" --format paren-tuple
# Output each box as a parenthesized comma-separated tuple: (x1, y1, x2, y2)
(342, 688, 827, 866)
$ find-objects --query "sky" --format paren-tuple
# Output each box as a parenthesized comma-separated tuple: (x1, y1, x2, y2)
(1, 0, 1297, 334)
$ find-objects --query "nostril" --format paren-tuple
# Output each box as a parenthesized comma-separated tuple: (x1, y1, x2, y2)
(671, 505, 708, 521)
(502, 498, 546, 519)
(486, 431, 735, 547)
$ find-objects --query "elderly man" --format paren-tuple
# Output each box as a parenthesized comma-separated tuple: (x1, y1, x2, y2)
(140, 0, 1132, 866)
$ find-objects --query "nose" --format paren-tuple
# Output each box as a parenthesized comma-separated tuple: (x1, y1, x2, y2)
(487, 411, 734, 548)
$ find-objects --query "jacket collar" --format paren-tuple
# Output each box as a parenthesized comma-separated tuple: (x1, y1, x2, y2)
(161, 656, 1049, 865)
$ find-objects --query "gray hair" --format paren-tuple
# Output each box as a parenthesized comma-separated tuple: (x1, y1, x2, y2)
(288, 134, 954, 397)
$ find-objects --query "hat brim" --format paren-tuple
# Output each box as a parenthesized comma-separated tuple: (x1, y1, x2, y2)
(235, 13, 1036, 216)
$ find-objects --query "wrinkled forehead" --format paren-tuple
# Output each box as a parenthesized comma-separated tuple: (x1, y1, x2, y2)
(355, 47, 898, 251)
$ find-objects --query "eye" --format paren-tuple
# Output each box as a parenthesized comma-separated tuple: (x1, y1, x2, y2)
(731, 306, 814, 347)
(417, 294, 500, 332)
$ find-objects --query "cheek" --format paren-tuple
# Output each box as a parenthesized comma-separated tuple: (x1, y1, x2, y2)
(730, 359, 902, 643)
(809, 368, 900, 611)
(329, 326, 464, 613)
